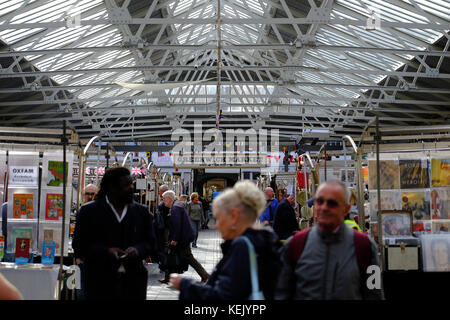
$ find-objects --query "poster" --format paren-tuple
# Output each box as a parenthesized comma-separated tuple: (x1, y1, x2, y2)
(8, 166, 38, 186)
(45, 193, 63, 221)
(340, 169, 355, 183)
(431, 159, 450, 187)
(431, 189, 450, 219)
(420, 234, 450, 272)
(401, 191, 430, 221)
(399, 160, 430, 189)
(369, 191, 402, 216)
(42, 228, 61, 250)
(12, 193, 34, 219)
(368, 160, 399, 190)
(432, 220, 450, 232)
(46, 161, 68, 187)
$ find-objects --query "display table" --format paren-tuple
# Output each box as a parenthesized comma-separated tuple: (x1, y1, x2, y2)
(0, 263, 60, 300)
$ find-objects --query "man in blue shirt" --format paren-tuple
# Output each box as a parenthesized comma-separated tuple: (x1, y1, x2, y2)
(259, 187, 279, 226)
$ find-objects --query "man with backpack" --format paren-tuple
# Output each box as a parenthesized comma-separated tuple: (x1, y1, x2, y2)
(275, 180, 384, 300)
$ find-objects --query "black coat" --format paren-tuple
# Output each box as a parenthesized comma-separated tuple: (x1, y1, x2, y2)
(72, 197, 156, 300)
(179, 228, 281, 300)
(168, 201, 194, 247)
(273, 199, 299, 240)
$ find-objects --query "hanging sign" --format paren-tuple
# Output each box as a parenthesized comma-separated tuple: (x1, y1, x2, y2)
(9, 166, 39, 186)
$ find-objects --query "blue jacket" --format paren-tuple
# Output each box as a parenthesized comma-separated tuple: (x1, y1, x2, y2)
(168, 201, 194, 247)
(179, 228, 281, 300)
(259, 198, 279, 223)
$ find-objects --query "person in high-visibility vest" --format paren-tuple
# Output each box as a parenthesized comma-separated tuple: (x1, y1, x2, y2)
(345, 188, 362, 232)
(345, 217, 362, 232)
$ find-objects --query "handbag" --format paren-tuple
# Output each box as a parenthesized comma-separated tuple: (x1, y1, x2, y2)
(240, 236, 265, 300)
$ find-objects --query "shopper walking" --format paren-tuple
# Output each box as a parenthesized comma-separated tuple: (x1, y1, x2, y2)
(159, 190, 209, 284)
(275, 180, 384, 300)
(72, 167, 156, 300)
(186, 192, 204, 248)
(169, 180, 281, 300)
(259, 187, 278, 227)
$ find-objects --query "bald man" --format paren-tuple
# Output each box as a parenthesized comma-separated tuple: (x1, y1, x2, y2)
(83, 184, 98, 203)
(259, 187, 279, 226)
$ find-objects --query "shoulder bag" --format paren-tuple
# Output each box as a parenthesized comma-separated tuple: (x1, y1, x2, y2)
(240, 236, 265, 300)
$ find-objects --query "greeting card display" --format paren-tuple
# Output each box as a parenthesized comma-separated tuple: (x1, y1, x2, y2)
(45, 193, 63, 220)
(12, 193, 34, 219)
(46, 161, 68, 187)
(41, 240, 56, 265)
(14, 238, 30, 264)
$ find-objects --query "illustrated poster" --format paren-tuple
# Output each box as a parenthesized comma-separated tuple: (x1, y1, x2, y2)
(368, 160, 399, 190)
(14, 238, 30, 264)
(431, 159, 450, 187)
(431, 189, 450, 220)
(45, 193, 63, 220)
(399, 160, 430, 189)
(401, 191, 430, 221)
(47, 161, 68, 187)
(12, 193, 34, 219)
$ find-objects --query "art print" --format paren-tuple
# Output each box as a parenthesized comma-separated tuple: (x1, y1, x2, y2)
(47, 161, 68, 187)
(12, 193, 34, 219)
(431, 189, 450, 219)
(45, 193, 63, 220)
(401, 191, 430, 221)
(420, 234, 450, 272)
(399, 160, 430, 189)
(431, 158, 450, 187)
(368, 160, 399, 190)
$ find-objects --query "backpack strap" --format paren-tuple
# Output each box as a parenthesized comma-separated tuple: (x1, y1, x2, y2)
(353, 229, 371, 273)
(287, 228, 311, 263)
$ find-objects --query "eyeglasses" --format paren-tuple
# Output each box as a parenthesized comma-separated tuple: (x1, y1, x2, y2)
(85, 192, 95, 196)
(314, 197, 342, 208)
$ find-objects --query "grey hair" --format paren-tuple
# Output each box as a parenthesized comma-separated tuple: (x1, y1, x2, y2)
(213, 180, 265, 222)
(159, 184, 169, 192)
(315, 180, 350, 205)
(162, 190, 175, 200)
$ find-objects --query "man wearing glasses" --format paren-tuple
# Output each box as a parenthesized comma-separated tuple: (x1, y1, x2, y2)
(83, 184, 98, 204)
(275, 180, 383, 300)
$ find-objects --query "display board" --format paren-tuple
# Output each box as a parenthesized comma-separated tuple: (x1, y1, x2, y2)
(368, 151, 450, 235)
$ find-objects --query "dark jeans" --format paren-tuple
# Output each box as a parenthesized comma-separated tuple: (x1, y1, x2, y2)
(163, 244, 208, 281)
(190, 219, 201, 246)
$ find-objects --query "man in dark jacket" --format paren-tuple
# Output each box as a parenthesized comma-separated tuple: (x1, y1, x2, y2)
(72, 167, 156, 300)
(273, 193, 299, 240)
(159, 190, 209, 284)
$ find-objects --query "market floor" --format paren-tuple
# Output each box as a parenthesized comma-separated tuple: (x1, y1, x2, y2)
(145, 220, 223, 300)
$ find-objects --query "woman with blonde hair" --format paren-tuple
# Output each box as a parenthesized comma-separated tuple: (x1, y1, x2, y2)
(169, 180, 281, 300)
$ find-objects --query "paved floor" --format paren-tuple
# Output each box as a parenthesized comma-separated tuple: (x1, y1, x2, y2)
(146, 221, 223, 300)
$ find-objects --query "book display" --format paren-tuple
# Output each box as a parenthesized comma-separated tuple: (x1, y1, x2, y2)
(368, 151, 450, 236)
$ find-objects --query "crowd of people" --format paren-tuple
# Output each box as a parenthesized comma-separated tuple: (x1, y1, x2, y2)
(1, 166, 385, 300)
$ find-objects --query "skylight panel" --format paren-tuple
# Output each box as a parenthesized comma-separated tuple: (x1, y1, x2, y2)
(0, 28, 45, 43)
(0, 0, 23, 17)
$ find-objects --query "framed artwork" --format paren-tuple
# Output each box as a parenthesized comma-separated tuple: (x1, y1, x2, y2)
(368, 160, 399, 190)
(431, 189, 450, 220)
(12, 193, 34, 219)
(45, 193, 63, 221)
(399, 160, 430, 189)
(401, 191, 430, 221)
(381, 210, 413, 236)
(420, 234, 450, 272)
(431, 158, 450, 187)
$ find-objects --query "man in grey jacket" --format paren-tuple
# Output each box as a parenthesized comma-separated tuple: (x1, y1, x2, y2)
(275, 180, 384, 300)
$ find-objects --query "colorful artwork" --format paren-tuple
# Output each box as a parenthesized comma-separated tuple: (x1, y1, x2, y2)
(368, 160, 399, 190)
(413, 220, 432, 233)
(399, 160, 430, 189)
(362, 166, 369, 185)
(431, 159, 450, 187)
(47, 161, 68, 187)
(431, 189, 450, 219)
(401, 191, 430, 221)
(369, 191, 402, 216)
(45, 193, 63, 220)
(15, 238, 30, 264)
(381, 212, 412, 236)
(12, 193, 34, 219)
